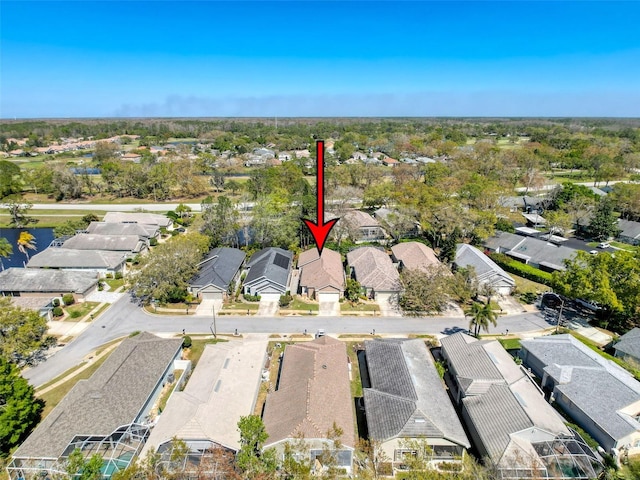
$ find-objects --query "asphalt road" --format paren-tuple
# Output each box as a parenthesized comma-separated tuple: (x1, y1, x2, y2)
(23, 294, 554, 388)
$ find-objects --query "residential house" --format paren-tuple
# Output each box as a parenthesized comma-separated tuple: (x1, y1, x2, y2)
(140, 338, 268, 475)
(520, 334, 640, 455)
(262, 336, 356, 474)
(102, 212, 173, 229)
(0, 268, 98, 302)
(9, 296, 54, 321)
(617, 219, 640, 246)
(391, 242, 441, 272)
(522, 213, 547, 228)
(8, 333, 183, 480)
(374, 208, 420, 238)
(85, 221, 160, 242)
(441, 333, 601, 479)
(454, 244, 515, 296)
(62, 234, 147, 255)
(346, 247, 401, 301)
(189, 247, 246, 301)
(243, 248, 292, 298)
(614, 328, 640, 367)
(331, 210, 387, 243)
(363, 339, 470, 470)
(484, 231, 577, 272)
(120, 152, 142, 163)
(27, 248, 128, 277)
(297, 248, 345, 302)
(382, 157, 399, 167)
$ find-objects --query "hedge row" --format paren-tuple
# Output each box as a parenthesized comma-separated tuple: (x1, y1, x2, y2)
(489, 252, 554, 286)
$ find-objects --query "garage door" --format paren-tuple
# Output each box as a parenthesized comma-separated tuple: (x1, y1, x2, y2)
(259, 293, 281, 302)
(318, 292, 340, 303)
(201, 291, 223, 301)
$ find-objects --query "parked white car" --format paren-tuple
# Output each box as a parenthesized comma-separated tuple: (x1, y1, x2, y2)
(598, 242, 611, 249)
(576, 298, 602, 312)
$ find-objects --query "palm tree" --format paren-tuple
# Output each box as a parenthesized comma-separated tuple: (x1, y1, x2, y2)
(465, 300, 499, 338)
(17, 231, 37, 261)
(0, 237, 13, 271)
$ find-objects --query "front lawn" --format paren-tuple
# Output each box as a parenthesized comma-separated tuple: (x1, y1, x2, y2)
(104, 277, 125, 290)
(281, 298, 319, 311)
(340, 302, 380, 313)
(222, 302, 259, 311)
(64, 301, 100, 320)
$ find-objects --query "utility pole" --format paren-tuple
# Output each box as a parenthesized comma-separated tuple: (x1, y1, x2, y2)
(210, 304, 217, 339)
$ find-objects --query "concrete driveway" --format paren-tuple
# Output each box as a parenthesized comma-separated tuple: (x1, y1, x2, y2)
(376, 293, 401, 317)
(257, 293, 280, 316)
(85, 291, 124, 304)
(318, 300, 340, 316)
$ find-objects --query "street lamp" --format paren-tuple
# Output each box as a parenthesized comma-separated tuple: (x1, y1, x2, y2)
(209, 304, 217, 339)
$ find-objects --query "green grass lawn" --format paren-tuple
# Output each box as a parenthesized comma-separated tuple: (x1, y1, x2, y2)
(512, 274, 549, 295)
(281, 298, 319, 311)
(345, 342, 363, 398)
(340, 302, 380, 312)
(104, 277, 125, 290)
(498, 338, 522, 350)
(64, 301, 100, 320)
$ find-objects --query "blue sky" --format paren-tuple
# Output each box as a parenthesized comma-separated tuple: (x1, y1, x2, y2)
(1, 1, 639, 118)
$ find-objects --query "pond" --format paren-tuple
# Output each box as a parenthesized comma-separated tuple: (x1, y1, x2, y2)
(0, 228, 55, 269)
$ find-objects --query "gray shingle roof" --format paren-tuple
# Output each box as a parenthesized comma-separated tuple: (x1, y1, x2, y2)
(364, 339, 469, 448)
(614, 328, 640, 360)
(618, 219, 640, 240)
(86, 221, 159, 239)
(462, 384, 534, 462)
(13, 333, 182, 460)
(190, 247, 245, 291)
(0, 268, 98, 295)
(521, 334, 640, 445)
(27, 248, 128, 269)
(244, 248, 292, 293)
(102, 212, 172, 227)
(62, 234, 145, 253)
(454, 244, 515, 289)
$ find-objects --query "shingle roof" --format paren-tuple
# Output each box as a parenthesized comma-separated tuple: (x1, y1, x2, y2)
(346, 247, 401, 292)
(190, 247, 246, 291)
(263, 337, 355, 449)
(462, 384, 534, 462)
(341, 210, 381, 229)
(244, 248, 292, 293)
(298, 248, 345, 293)
(86, 221, 158, 239)
(521, 334, 640, 444)
(62, 234, 145, 253)
(505, 237, 576, 271)
(483, 231, 526, 252)
(454, 244, 515, 288)
(13, 333, 182, 459)
(364, 339, 469, 447)
(617, 219, 640, 240)
(0, 268, 98, 295)
(103, 212, 172, 227)
(614, 328, 640, 360)
(391, 242, 440, 272)
(27, 248, 128, 269)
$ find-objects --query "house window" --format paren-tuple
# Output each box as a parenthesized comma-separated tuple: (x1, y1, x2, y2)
(394, 449, 417, 462)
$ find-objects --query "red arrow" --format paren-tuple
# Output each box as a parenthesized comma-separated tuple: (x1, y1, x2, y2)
(303, 140, 339, 256)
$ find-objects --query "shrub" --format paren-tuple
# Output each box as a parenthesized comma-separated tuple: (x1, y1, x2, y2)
(149, 238, 158, 247)
(52, 298, 60, 307)
(62, 293, 75, 306)
(243, 293, 261, 302)
(52, 306, 64, 317)
(182, 335, 192, 349)
(489, 253, 553, 286)
(114, 272, 123, 280)
(520, 292, 538, 304)
(279, 294, 293, 308)
(105, 273, 114, 279)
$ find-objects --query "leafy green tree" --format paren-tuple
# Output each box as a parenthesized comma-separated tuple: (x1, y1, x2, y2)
(0, 357, 43, 455)
(0, 237, 12, 271)
(399, 266, 452, 314)
(0, 160, 22, 199)
(0, 297, 51, 365)
(93, 140, 119, 164)
(465, 300, 498, 337)
(345, 278, 362, 303)
(236, 415, 277, 479)
(201, 195, 240, 247)
(131, 232, 210, 303)
(588, 197, 620, 241)
(66, 448, 104, 480)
